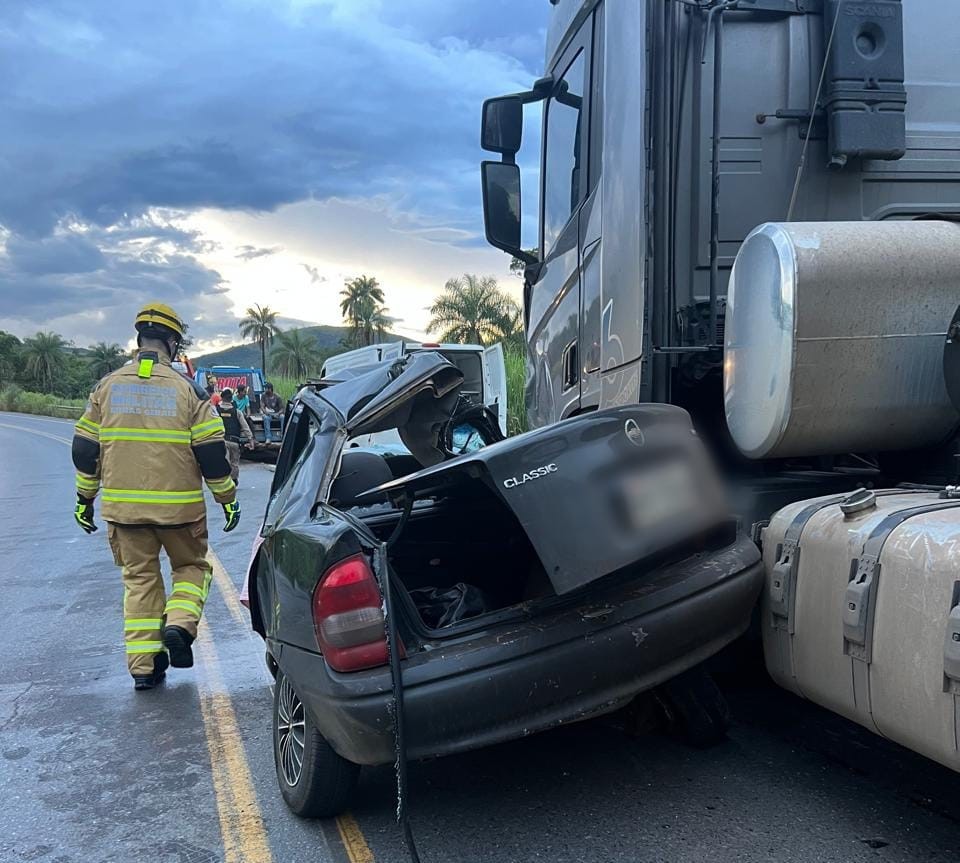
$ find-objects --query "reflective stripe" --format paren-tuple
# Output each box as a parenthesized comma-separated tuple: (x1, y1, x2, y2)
(75, 417, 100, 436)
(102, 488, 204, 505)
(124, 618, 163, 630)
(126, 641, 164, 654)
(191, 418, 225, 442)
(207, 476, 235, 494)
(172, 581, 205, 598)
(75, 474, 100, 492)
(165, 598, 202, 617)
(100, 427, 191, 444)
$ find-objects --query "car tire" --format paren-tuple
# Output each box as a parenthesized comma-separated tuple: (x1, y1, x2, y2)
(273, 668, 360, 818)
(654, 666, 731, 748)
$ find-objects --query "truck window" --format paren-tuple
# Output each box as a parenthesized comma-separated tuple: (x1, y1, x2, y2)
(542, 49, 587, 255)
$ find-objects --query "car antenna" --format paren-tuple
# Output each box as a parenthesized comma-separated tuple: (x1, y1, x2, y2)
(378, 493, 423, 863)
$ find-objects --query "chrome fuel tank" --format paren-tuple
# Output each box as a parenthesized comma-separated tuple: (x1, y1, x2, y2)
(724, 221, 960, 459)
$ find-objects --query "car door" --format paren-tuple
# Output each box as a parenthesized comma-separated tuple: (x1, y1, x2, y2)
(482, 343, 508, 435)
(525, 19, 592, 428)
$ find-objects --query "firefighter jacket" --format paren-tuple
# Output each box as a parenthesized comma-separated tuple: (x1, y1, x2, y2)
(71, 352, 237, 526)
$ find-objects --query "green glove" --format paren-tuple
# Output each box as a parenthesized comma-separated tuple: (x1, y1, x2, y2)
(75, 495, 98, 534)
(223, 500, 241, 533)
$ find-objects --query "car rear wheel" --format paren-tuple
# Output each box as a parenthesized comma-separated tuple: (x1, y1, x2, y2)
(273, 668, 359, 817)
(654, 666, 731, 748)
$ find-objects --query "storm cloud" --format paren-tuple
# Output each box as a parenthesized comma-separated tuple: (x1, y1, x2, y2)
(0, 0, 546, 342)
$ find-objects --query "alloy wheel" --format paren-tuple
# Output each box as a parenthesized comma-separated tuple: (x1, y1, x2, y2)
(276, 675, 306, 787)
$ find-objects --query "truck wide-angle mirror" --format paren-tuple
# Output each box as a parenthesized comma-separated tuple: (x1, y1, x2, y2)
(481, 161, 532, 263)
(481, 96, 523, 154)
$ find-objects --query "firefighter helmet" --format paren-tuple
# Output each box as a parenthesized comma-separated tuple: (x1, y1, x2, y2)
(134, 302, 186, 338)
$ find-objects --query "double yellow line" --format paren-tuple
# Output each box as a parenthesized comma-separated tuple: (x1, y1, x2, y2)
(205, 551, 378, 863)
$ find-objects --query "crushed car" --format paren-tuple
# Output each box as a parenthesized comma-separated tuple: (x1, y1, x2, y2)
(246, 352, 764, 816)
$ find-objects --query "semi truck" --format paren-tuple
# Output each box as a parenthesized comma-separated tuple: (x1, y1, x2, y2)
(479, 0, 960, 527)
(480, 0, 960, 774)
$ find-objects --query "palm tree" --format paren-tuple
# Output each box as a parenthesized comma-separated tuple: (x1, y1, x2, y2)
(340, 276, 383, 344)
(427, 275, 521, 345)
(239, 304, 282, 372)
(353, 296, 393, 347)
(22, 331, 67, 393)
(88, 342, 125, 378)
(270, 330, 322, 379)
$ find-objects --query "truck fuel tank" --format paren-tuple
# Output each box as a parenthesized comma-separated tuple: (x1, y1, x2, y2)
(724, 220, 960, 459)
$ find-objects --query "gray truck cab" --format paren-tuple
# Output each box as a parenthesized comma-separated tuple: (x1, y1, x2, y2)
(480, 0, 960, 453)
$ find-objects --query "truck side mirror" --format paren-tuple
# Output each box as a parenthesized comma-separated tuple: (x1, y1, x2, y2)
(481, 96, 523, 154)
(481, 161, 533, 263)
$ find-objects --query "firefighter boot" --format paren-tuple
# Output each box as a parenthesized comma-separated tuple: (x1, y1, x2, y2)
(109, 524, 169, 680)
(134, 652, 169, 691)
(163, 625, 195, 668)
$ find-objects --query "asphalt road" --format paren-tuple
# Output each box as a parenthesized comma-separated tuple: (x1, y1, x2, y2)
(1, 411, 959, 863)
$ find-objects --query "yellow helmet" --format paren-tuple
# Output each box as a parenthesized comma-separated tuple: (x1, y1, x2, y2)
(134, 302, 186, 338)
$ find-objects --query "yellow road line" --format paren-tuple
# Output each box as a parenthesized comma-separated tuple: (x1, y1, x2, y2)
(207, 547, 251, 631)
(206, 549, 377, 863)
(336, 814, 376, 863)
(196, 628, 274, 863)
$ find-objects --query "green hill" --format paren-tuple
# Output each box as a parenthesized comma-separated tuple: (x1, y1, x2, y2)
(192, 324, 401, 370)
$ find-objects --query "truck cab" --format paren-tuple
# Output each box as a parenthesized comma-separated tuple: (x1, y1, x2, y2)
(481, 0, 960, 423)
(480, 0, 960, 524)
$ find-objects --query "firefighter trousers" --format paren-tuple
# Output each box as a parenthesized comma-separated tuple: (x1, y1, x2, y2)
(107, 520, 212, 677)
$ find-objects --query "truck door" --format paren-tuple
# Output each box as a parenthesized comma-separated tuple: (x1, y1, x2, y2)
(525, 26, 592, 428)
(481, 342, 508, 435)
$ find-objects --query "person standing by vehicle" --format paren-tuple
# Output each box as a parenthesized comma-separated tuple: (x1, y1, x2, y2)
(262, 381, 284, 443)
(206, 383, 221, 408)
(71, 302, 242, 691)
(234, 384, 250, 416)
(217, 388, 254, 483)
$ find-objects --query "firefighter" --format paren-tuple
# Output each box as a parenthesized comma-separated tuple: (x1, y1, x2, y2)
(72, 302, 241, 691)
(217, 387, 254, 483)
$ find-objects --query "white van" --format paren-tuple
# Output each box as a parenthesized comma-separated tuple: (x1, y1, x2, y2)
(320, 341, 507, 448)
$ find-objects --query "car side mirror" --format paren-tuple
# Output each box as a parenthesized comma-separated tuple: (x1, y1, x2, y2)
(481, 96, 523, 155)
(481, 161, 533, 263)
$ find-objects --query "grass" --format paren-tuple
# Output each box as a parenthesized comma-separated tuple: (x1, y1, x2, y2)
(504, 344, 527, 437)
(269, 375, 303, 403)
(0, 385, 86, 419)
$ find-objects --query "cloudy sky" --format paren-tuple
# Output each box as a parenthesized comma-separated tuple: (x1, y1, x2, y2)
(0, 0, 547, 352)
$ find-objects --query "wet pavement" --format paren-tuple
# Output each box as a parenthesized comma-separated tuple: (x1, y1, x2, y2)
(1, 411, 958, 863)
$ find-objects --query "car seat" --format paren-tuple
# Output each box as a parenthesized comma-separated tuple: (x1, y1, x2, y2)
(329, 451, 394, 509)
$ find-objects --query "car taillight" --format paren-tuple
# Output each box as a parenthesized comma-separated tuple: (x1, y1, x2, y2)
(312, 554, 389, 672)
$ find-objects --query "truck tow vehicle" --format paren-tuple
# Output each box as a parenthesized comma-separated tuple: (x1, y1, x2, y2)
(479, 0, 960, 773)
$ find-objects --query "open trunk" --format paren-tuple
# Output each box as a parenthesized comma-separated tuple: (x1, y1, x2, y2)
(359, 481, 553, 632)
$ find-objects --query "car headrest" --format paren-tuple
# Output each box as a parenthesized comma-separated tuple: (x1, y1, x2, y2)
(329, 451, 394, 509)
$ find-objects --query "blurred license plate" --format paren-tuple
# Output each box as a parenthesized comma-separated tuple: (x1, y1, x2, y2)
(620, 460, 697, 531)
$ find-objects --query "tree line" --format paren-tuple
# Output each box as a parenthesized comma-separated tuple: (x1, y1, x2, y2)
(241, 272, 523, 379)
(0, 272, 524, 397)
(0, 331, 128, 399)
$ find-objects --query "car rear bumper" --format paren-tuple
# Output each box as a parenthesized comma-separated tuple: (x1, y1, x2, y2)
(273, 536, 763, 766)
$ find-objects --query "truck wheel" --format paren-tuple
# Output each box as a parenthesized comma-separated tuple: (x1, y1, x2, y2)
(654, 666, 731, 748)
(273, 669, 359, 818)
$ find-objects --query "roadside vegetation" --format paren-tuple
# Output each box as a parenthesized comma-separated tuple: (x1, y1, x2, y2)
(0, 329, 124, 419)
(2, 272, 529, 431)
